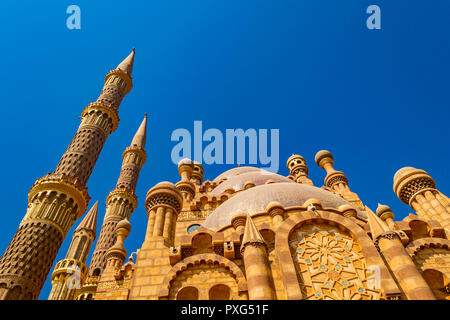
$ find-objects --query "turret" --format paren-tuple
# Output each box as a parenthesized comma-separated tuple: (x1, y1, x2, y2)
(286, 154, 313, 185)
(393, 167, 450, 237)
(315, 150, 364, 210)
(49, 201, 98, 300)
(0, 50, 135, 300)
(145, 182, 183, 246)
(176, 158, 196, 203)
(191, 161, 204, 186)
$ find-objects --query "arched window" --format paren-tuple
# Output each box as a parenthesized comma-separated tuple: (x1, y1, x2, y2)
(187, 224, 200, 234)
(209, 284, 231, 300)
(176, 286, 199, 300)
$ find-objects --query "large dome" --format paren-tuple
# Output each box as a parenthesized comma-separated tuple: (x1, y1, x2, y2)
(213, 166, 262, 182)
(203, 182, 366, 230)
(210, 167, 293, 196)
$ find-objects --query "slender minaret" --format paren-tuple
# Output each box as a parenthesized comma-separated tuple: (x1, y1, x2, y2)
(366, 208, 435, 300)
(0, 50, 135, 300)
(286, 154, 313, 185)
(88, 114, 147, 279)
(48, 201, 98, 300)
(240, 214, 276, 300)
(315, 150, 364, 210)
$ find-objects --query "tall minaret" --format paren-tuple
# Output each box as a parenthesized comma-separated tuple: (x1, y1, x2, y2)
(87, 114, 147, 280)
(0, 50, 135, 300)
(48, 201, 98, 300)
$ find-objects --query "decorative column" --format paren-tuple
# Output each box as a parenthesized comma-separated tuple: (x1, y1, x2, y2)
(366, 208, 435, 300)
(0, 50, 135, 300)
(393, 167, 450, 237)
(241, 215, 276, 300)
(49, 201, 98, 300)
(315, 150, 364, 210)
(286, 154, 313, 185)
(87, 114, 147, 281)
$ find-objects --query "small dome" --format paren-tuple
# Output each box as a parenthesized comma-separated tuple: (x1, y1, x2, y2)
(203, 183, 365, 230)
(178, 158, 193, 167)
(117, 219, 131, 232)
(286, 154, 305, 168)
(376, 203, 392, 217)
(315, 150, 333, 166)
(393, 167, 417, 183)
(213, 167, 261, 182)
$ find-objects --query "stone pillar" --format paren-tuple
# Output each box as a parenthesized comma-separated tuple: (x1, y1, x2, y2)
(393, 167, 450, 237)
(0, 50, 135, 300)
(240, 215, 276, 300)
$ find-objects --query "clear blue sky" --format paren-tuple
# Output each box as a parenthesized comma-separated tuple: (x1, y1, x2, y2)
(0, 1, 448, 299)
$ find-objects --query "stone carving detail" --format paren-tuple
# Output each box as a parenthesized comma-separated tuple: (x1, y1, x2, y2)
(399, 177, 436, 203)
(290, 225, 380, 300)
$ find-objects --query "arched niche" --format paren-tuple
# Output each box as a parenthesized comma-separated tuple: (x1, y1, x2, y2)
(209, 284, 231, 300)
(176, 286, 199, 300)
(274, 211, 399, 300)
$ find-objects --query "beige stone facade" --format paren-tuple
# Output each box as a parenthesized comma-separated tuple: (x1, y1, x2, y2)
(0, 52, 449, 300)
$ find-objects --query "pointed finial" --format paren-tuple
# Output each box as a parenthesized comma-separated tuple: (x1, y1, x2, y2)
(117, 48, 135, 75)
(131, 114, 147, 149)
(240, 214, 266, 253)
(365, 206, 390, 239)
(75, 201, 99, 237)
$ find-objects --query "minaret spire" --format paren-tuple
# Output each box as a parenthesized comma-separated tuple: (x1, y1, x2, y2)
(75, 200, 98, 235)
(241, 214, 266, 252)
(131, 113, 147, 149)
(365, 206, 390, 239)
(117, 48, 135, 75)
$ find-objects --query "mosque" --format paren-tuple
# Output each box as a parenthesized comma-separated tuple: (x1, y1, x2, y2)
(0, 51, 448, 300)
